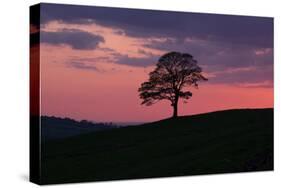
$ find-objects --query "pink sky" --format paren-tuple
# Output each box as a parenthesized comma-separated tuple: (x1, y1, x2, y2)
(38, 19, 273, 122)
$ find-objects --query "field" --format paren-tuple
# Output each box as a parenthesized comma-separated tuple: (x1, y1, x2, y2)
(41, 108, 273, 184)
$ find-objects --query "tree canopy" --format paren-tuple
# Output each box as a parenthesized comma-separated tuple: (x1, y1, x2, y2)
(138, 51, 207, 118)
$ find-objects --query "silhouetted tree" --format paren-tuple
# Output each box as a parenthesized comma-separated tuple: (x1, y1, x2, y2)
(138, 51, 207, 118)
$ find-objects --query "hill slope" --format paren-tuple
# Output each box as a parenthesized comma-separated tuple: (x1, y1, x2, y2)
(41, 108, 273, 184)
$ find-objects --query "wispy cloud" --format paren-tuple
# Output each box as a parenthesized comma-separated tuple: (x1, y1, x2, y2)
(234, 81, 273, 88)
(67, 61, 99, 71)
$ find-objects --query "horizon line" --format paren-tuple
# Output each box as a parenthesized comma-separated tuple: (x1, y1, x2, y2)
(40, 107, 274, 124)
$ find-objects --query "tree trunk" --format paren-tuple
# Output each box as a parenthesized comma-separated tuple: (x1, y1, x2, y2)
(172, 96, 179, 118)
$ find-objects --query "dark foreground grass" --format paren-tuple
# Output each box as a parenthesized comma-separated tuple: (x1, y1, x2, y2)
(41, 108, 273, 184)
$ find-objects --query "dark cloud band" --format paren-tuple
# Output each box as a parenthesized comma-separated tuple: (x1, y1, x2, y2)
(41, 29, 104, 50)
(39, 3, 273, 48)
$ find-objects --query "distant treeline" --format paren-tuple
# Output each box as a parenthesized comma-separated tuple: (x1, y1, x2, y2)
(41, 116, 118, 141)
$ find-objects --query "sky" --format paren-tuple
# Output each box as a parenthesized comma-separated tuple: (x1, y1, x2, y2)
(31, 3, 274, 122)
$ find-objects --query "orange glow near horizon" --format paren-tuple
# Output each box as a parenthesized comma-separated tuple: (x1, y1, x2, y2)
(40, 44, 273, 122)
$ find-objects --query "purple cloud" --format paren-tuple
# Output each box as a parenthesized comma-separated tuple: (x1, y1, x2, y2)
(67, 61, 99, 71)
(41, 29, 104, 50)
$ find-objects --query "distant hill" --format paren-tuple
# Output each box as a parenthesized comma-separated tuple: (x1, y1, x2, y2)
(41, 108, 273, 184)
(41, 116, 117, 141)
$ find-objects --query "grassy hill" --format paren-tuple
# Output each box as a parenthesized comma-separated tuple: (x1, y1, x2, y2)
(41, 108, 273, 184)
